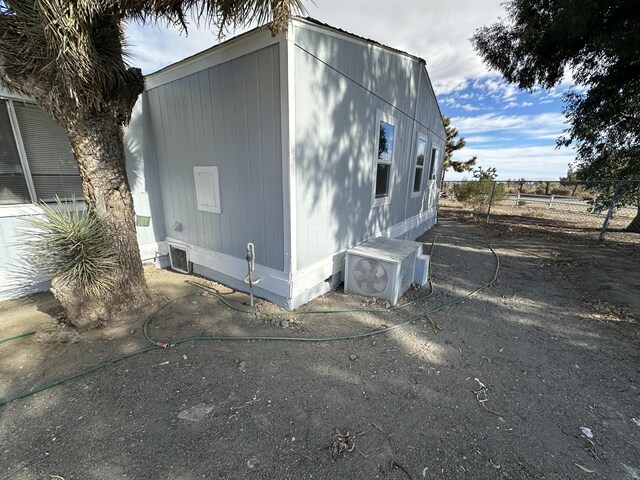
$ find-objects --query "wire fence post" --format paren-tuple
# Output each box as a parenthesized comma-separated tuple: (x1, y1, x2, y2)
(599, 181, 622, 242)
(486, 181, 497, 223)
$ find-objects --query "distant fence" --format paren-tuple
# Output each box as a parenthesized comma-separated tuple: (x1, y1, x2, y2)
(440, 180, 640, 244)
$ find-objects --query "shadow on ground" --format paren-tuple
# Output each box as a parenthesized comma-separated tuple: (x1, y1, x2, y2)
(1, 220, 639, 480)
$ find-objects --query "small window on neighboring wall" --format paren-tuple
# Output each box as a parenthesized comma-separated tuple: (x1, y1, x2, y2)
(411, 136, 427, 196)
(373, 113, 396, 206)
(428, 147, 439, 181)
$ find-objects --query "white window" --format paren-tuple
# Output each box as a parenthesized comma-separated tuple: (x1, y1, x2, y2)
(0, 99, 81, 205)
(428, 146, 439, 181)
(194, 166, 221, 214)
(411, 135, 427, 197)
(372, 111, 396, 207)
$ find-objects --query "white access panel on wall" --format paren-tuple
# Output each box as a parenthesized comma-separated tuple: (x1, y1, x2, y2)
(194, 166, 221, 213)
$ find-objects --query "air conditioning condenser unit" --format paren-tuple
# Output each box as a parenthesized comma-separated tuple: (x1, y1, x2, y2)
(344, 237, 421, 305)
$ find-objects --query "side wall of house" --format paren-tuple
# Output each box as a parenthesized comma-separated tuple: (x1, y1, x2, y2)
(144, 43, 285, 272)
(291, 22, 446, 276)
(1, 32, 290, 305)
(0, 211, 49, 299)
(125, 95, 169, 261)
(0, 86, 166, 300)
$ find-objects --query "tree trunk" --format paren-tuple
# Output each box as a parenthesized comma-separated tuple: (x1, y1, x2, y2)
(56, 110, 151, 330)
(626, 202, 640, 233)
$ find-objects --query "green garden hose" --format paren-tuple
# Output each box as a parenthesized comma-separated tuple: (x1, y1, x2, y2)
(142, 282, 436, 347)
(0, 331, 35, 345)
(0, 346, 159, 406)
(0, 236, 499, 408)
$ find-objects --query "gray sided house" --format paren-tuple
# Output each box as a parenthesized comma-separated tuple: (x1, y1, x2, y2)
(0, 18, 446, 308)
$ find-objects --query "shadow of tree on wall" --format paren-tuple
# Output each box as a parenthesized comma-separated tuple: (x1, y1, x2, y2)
(124, 93, 167, 249)
(292, 28, 444, 269)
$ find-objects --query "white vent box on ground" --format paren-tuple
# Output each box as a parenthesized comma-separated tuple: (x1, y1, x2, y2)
(344, 237, 422, 305)
(414, 254, 430, 286)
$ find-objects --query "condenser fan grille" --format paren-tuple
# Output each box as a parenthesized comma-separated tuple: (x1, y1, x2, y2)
(344, 237, 421, 305)
(351, 258, 389, 294)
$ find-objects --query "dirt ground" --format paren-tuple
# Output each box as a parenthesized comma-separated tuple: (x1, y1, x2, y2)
(1, 218, 639, 480)
(440, 197, 640, 253)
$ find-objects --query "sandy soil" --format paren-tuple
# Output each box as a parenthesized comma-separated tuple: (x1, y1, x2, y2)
(0, 218, 638, 479)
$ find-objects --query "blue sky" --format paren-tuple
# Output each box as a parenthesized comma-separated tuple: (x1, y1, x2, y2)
(125, 0, 577, 181)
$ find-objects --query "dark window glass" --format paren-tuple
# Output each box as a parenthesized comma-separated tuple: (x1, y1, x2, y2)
(413, 138, 426, 193)
(428, 148, 438, 180)
(375, 163, 390, 198)
(413, 169, 422, 192)
(0, 100, 30, 205)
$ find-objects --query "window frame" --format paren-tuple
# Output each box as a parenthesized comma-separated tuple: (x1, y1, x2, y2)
(0, 97, 81, 214)
(371, 110, 397, 208)
(410, 132, 428, 198)
(427, 146, 440, 182)
(2, 99, 36, 206)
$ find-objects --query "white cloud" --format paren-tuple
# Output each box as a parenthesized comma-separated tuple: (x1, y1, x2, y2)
(122, 2, 579, 182)
(465, 135, 509, 144)
(448, 145, 574, 180)
(470, 77, 523, 102)
(440, 97, 482, 111)
(447, 113, 574, 179)
(125, 0, 507, 93)
(451, 112, 567, 137)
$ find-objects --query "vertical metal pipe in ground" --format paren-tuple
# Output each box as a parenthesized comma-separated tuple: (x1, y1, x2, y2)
(486, 181, 497, 223)
(599, 181, 622, 242)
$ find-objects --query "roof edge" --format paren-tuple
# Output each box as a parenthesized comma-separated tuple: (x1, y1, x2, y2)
(144, 23, 274, 80)
(293, 16, 427, 65)
(144, 16, 431, 83)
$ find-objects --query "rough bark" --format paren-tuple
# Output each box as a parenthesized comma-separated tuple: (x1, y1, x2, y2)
(56, 103, 151, 329)
(626, 203, 640, 233)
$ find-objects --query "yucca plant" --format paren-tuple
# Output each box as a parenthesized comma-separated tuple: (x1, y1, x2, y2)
(23, 197, 117, 297)
(1, 0, 302, 328)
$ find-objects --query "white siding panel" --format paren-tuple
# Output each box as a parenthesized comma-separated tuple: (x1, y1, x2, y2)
(293, 24, 445, 270)
(146, 44, 284, 270)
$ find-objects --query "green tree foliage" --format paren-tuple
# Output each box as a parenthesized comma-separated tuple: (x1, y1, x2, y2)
(472, 166, 498, 181)
(443, 116, 477, 178)
(559, 167, 581, 196)
(453, 167, 506, 211)
(471, 0, 640, 231)
(559, 167, 577, 185)
(0, 0, 303, 326)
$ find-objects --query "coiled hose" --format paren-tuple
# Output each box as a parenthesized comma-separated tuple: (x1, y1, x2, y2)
(0, 236, 499, 407)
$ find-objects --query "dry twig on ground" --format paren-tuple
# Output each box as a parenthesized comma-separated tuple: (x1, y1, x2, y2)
(472, 378, 501, 416)
(330, 430, 364, 458)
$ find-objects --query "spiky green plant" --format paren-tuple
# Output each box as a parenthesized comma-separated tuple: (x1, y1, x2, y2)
(23, 197, 117, 296)
(1, 0, 304, 326)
